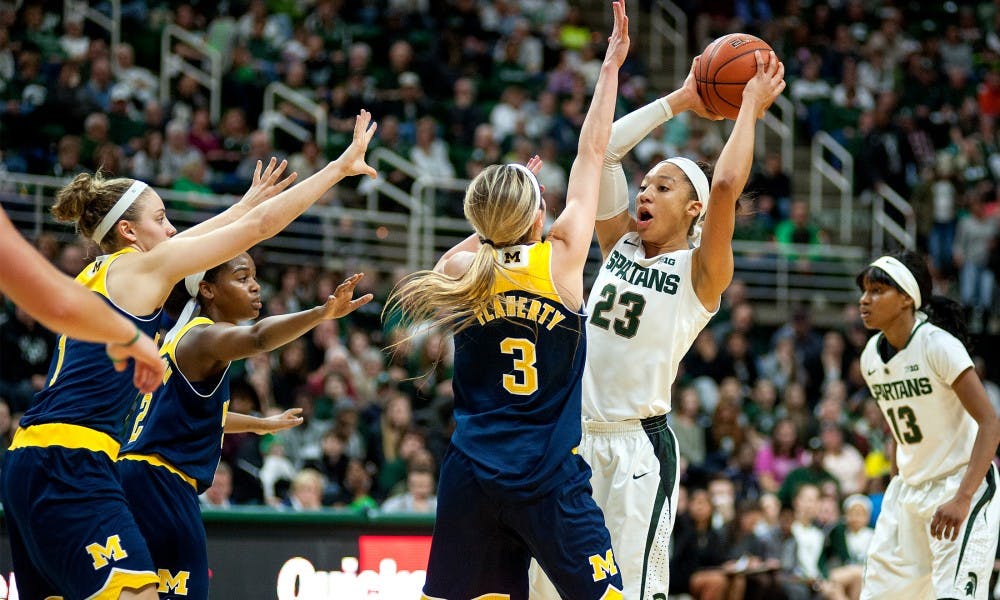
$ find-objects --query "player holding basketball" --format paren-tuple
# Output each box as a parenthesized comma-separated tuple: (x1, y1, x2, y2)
(530, 51, 786, 599)
(386, 3, 629, 598)
(117, 255, 372, 599)
(857, 251, 1000, 600)
(0, 113, 377, 600)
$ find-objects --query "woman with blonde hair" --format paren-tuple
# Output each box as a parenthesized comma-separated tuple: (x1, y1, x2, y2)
(0, 113, 377, 600)
(389, 3, 629, 598)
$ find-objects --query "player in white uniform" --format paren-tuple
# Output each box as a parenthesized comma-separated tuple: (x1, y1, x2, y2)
(530, 52, 786, 599)
(857, 251, 1000, 600)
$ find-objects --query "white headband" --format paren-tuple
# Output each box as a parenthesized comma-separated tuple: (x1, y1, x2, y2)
(506, 163, 542, 210)
(163, 271, 205, 345)
(664, 158, 711, 247)
(870, 256, 922, 309)
(90, 180, 148, 243)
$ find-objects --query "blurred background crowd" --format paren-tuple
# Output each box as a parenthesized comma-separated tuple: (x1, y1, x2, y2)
(2, 0, 1000, 597)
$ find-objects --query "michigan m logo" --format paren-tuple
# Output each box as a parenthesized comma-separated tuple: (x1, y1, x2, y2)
(588, 549, 618, 582)
(158, 569, 190, 595)
(85, 535, 128, 569)
(502, 250, 521, 264)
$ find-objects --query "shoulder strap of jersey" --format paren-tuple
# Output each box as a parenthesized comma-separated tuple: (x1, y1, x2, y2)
(163, 316, 214, 363)
(76, 247, 139, 295)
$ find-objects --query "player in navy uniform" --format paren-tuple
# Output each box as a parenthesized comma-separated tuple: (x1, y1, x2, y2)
(856, 251, 1000, 599)
(0, 205, 163, 392)
(386, 3, 629, 598)
(118, 254, 372, 599)
(0, 112, 377, 600)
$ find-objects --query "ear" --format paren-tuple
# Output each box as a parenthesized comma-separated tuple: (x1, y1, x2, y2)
(199, 280, 214, 300)
(687, 199, 703, 218)
(116, 219, 138, 244)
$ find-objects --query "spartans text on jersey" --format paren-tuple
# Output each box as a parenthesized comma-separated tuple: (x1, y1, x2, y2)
(868, 377, 932, 402)
(603, 250, 679, 294)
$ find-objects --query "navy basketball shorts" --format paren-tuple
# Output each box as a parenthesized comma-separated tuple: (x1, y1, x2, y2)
(422, 447, 624, 600)
(119, 458, 209, 600)
(0, 446, 158, 599)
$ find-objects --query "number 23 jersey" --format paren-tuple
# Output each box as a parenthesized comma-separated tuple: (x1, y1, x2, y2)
(582, 233, 715, 422)
(860, 320, 977, 486)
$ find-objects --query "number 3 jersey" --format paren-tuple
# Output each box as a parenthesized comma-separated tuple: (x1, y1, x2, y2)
(450, 241, 586, 500)
(860, 320, 977, 486)
(582, 233, 715, 422)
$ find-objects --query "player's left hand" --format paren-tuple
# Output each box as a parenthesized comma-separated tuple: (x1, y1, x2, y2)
(238, 157, 298, 208)
(931, 495, 972, 541)
(254, 408, 304, 434)
(321, 273, 374, 319)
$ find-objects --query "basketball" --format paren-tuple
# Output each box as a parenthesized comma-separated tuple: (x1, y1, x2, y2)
(695, 33, 774, 119)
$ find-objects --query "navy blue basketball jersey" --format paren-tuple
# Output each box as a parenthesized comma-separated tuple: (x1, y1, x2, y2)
(121, 317, 231, 493)
(450, 241, 586, 499)
(20, 248, 162, 442)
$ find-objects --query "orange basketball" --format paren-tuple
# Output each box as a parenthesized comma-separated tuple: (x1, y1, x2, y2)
(695, 33, 774, 120)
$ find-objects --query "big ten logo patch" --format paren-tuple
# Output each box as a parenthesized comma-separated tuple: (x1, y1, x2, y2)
(588, 549, 618, 582)
(158, 569, 191, 595)
(85, 535, 128, 569)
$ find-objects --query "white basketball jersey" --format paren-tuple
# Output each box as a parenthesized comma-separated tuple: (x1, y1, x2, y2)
(582, 233, 716, 421)
(860, 321, 977, 486)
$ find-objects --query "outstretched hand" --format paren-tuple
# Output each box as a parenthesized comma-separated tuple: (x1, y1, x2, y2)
(106, 333, 165, 394)
(603, 0, 630, 69)
(525, 154, 547, 195)
(682, 57, 725, 121)
(320, 273, 374, 319)
(743, 50, 786, 119)
(239, 157, 298, 208)
(253, 408, 304, 435)
(337, 110, 378, 179)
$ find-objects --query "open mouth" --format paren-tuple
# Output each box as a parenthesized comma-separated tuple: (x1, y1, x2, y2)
(637, 206, 653, 225)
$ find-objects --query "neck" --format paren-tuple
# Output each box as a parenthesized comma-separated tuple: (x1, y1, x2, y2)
(641, 233, 688, 256)
(882, 310, 917, 350)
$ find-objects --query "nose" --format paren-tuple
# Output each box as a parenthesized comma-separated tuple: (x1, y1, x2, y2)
(249, 277, 261, 292)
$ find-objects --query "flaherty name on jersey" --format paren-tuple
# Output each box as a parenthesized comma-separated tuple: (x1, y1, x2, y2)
(869, 377, 932, 402)
(474, 294, 567, 329)
(604, 249, 680, 294)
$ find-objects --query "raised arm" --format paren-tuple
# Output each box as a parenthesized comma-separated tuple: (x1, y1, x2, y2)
(125, 111, 378, 313)
(596, 58, 723, 255)
(177, 274, 373, 380)
(547, 0, 629, 293)
(175, 157, 297, 239)
(224, 408, 303, 435)
(692, 51, 784, 309)
(0, 208, 165, 393)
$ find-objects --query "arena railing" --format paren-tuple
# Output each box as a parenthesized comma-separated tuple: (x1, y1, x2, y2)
(160, 24, 222, 123)
(810, 131, 855, 244)
(649, 0, 688, 89)
(872, 182, 916, 254)
(64, 0, 120, 72)
(262, 82, 329, 152)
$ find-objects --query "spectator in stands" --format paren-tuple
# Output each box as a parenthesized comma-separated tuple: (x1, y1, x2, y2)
(670, 487, 732, 599)
(200, 462, 234, 509)
(755, 417, 807, 495)
(288, 138, 324, 180)
(818, 421, 866, 496)
(51, 135, 85, 178)
(333, 457, 377, 513)
(779, 483, 848, 600)
(746, 377, 780, 436)
(410, 116, 454, 181)
(107, 85, 144, 146)
(672, 386, 708, 472)
(286, 468, 325, 510)
(0, 397, 12, 459)
(281, 388, 329, 468)
(778, 437, 840, 508)
(58, 15, 89, 63)
(159, 119, 204, 186)
(259, 432, 298, 507)
(113, 43, 158, 107)
(953, 194, 997, 332)
(129, 130, 164, 182)
(381, 466, 437, 514)
(0, 304, 57, 412)
(824, 494, 872, 599)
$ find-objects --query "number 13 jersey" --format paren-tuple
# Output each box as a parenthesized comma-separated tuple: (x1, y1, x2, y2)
(860, 320, 977, 486)
(582, 233, 715, 422)
(451, 241, 587, 500)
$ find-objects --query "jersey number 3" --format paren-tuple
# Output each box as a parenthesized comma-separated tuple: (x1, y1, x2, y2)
(501, 337, 538, 395)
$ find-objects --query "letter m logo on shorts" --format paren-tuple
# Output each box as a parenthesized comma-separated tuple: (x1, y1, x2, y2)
(158, 569, 191, 595)
(84, 534, 128, 569)
(588, 549, 618, 582)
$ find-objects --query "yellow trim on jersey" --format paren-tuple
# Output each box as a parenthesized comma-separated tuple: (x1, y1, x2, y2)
(76, 248, 139, 297)
(118, 453, 198, 491)
(48, 334, 68, 386)
(162, 316, 214, 363)
(490, 242, 559, 303)
(85, 567, 159, 600)
(9, 423, 120, 460)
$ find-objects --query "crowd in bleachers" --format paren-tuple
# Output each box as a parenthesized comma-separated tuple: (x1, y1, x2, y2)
(3, 1, 1000, 598)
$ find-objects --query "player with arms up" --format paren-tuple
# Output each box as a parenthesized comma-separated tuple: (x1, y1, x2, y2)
(857, 251, 1000, 600)
(387, 3, 629, 598)
(531, 50, 785, 599)
(118, 255, 372, 599)
(0, 112, 377, 600)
